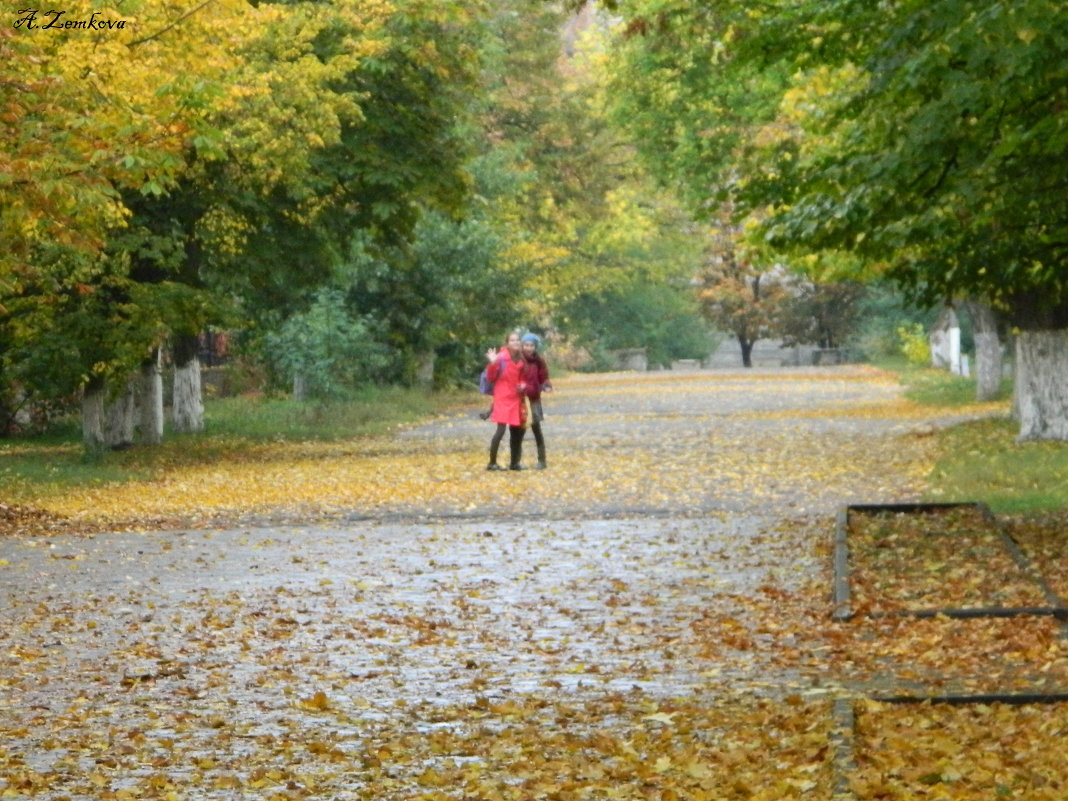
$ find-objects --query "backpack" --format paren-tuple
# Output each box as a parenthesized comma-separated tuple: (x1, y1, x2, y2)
(479, 357, 507, 395)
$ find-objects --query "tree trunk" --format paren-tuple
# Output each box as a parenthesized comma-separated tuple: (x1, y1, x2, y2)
(738, 335, 754, 368)
(1014, 329, 1068, 441)
(172, 334, 204, 433)
(104, 379, 137, 448)
(1, 385, 31, 436)
(139, 350, 164, 445)
(83, 376, 144, 452)
(81, 378, 106, 454)
(415, 352, 436, 389)
(963, 301, 1002, 402)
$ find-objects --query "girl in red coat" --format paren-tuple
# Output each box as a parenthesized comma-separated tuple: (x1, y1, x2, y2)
(484, 331, 527, 470)
(520, 333, 552, 469)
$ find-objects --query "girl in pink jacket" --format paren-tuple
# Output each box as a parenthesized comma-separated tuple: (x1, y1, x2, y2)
(484, 331, 527, 470)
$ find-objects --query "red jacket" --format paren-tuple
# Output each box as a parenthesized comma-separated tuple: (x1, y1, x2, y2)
(487, 349, 525, 426)
(522, 353, 551, 402)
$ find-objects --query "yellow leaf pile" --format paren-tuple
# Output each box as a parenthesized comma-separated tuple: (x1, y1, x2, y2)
(849, 506, 1049, 611)
(852, 701, 1068, 800)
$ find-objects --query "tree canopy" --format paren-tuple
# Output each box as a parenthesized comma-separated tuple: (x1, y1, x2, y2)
(2, 0, 485, 419)
(605, 0, 1068, 328)
(3, 0, 721, 436)
(14, 0, 1064, 439)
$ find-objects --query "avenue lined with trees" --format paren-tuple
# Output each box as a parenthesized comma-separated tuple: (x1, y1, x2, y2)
(2, 0, 1067, 447)
(4, 4, 1068, 798)
(605, 0, 1068, 437)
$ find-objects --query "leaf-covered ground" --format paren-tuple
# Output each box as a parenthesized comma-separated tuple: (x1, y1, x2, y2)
(848, 506, 1048, 612)
(2, 368, 985, 530)
(3, 367, 1066, 800)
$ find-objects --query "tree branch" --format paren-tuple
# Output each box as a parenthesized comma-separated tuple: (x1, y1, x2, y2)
(127, 0, 217, 49)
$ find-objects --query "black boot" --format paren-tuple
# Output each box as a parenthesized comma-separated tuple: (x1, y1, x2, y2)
(534, 424, 547, 469)
(488, 424, 506, 470)
(508, 425, 524, 470)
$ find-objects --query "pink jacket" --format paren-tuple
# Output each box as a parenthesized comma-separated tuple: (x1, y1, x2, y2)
(487, 349, 525, 426)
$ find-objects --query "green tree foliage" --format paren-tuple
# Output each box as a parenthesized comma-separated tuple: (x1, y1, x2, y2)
(266, 288, 389, 401)
(606, 0, 1068, 328)
(778, 281, 866, 352)
(2, 0, 485, 428)
(605, 0, 1068, 436)
(471, 2, 708, 342)
(140, 0, 482, 350)
(758, 0, 1068, 329)
(1, 2, 231, 427)
(603, 3, 792, 219)
(338, 209, 522, 387)
(562, 280, 715, 369)
(217, 0, 492, 396)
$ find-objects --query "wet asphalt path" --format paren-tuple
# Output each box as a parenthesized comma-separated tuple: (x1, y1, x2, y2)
(0, 366, 960, 796)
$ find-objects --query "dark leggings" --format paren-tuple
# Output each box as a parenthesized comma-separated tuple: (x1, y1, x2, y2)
(489, 423, 525, 467)
(529, 421, 546, 463)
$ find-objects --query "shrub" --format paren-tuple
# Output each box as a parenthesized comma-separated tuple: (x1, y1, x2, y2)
(266, 289, 390, 401)
(897, 323, 931, 366)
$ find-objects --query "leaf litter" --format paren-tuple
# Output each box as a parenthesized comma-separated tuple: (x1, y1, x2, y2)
(2, 367, 1067, 799)
(848, 506, 1049, 612)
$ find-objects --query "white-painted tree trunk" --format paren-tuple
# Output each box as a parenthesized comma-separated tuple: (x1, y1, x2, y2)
(929, 306, 960, 370)
(949, 326, 961, 375)
(81, 382, 106, 453)
(1014, 330, 1068, 441)
(963, 301, 1002, 402)
(139, 351, 164, 445)
(173, 357, 204, 433)
(104, 379, 137, 448)
(83, 378, 140, 451)
(974, 332, 1002, 401)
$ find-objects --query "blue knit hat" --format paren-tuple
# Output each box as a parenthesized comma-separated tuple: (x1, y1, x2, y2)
(521, 333, 541, 347)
